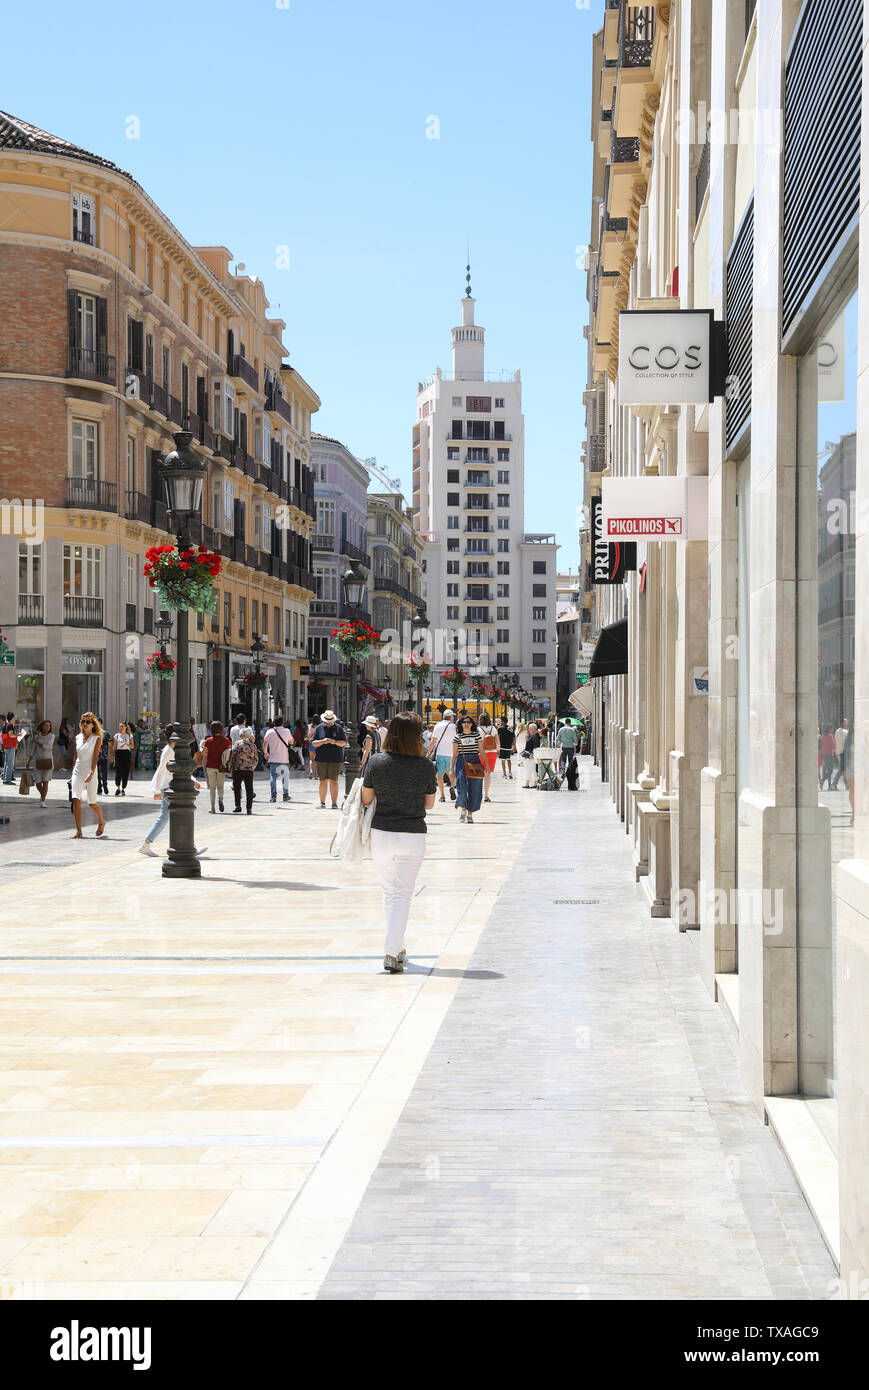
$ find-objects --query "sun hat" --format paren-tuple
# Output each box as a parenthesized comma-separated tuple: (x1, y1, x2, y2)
(363, 715, 379, 729)
(321, 710, 337, 724)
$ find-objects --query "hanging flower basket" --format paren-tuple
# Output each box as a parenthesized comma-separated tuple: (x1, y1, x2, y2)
(469, 680, 490, 700)
(243, 670, 269, 689)
(143, 544, 222, 614)
(330, 619, 380, 661)
(442, 665, 468, 693)
(147, 651, 177, 681)
(405, 655, 431, 683)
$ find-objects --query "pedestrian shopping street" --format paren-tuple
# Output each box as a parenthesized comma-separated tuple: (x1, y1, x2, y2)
(0, 762, 834, 1300)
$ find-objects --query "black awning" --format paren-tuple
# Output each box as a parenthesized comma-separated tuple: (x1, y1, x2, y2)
(589, 617, 628, 677)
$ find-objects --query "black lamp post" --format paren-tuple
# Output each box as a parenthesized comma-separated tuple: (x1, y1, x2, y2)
(508, 670, 520, 731)
(340, 559, 368, 796)
(307, 655, 320, 718)
(405, 677, 415, 710)
(411, 609, 429, 718)
(250, 632, 265, 735)
(154, 609, 173, 729)
(159, 430, 206, 880)
(424, 683, 432, 724)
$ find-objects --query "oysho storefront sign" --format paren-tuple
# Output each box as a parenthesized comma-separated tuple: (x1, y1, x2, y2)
(619, 309, 725, 405)
(601, 477, 708, 542)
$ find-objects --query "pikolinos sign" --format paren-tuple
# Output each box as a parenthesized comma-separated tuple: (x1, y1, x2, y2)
(618, 309, 721, 405)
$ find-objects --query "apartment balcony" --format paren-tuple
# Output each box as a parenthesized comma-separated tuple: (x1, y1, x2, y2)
(18, 594, 43, 623)
(124, 491, 170, 530)
(603, 0, 621, 59)
(72, 226, 96, 246)
(63, 595, 104, 627)
(465, 499, 493, 512)
(463, 543, 491, 555)
(65, 477, 117, 513)
(312, 533, 335, 552)
(695, 125, 711, 216)
(602, 212, 631, 272)
(587, 435, 606, 474)
(311, 599, 338, 619)
(608, 132, 642, 219)
(227, 353, 259, 394)
(341, 536, 370, 565)
(465, 587, 492, 601)
(67, 346, 116, 385)
(614, 4, 664, 137)
(598, 105, 613, 158)
(264, 385, 292, 424)
(465, 524, 491, 534)
(466, 473, 491, 487)
(213, 433, 237, 467)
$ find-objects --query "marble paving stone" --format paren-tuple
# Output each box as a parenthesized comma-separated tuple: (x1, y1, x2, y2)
(317, 773, 837, 1301)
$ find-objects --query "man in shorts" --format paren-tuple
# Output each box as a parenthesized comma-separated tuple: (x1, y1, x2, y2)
(427, 709, 458, 802)
(311, 709, 348, 808)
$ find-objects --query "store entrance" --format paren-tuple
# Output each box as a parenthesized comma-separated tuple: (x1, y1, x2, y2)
(61, 673, 102, 727)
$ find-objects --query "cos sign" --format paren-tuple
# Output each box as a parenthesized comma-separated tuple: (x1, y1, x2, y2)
(618, 309, 726, 405)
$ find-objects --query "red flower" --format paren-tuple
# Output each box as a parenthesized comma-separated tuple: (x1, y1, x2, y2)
(148, 578, 155, 587)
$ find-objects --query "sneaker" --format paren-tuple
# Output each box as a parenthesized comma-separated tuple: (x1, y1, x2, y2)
(219, 802, 224, 813)
(459, 809, 467, 823)
(467, 814, 474, 824)
(270, 797, 277, 803)
(331, 803, 339, 810)
(137, 843, 158, 857)
(233, 807, 242, 814)
(114, 789, 121, 797)
(448, 785, 456, 801)
(317, 803, 326, 810)
(383, 954, 404, 974)
(283, 795, 291, 802)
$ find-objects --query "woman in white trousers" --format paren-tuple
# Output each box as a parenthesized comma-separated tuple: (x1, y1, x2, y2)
(360, 711, 437, 973)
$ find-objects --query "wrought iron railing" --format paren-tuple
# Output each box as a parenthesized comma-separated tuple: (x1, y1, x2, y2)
(65, 477, 117, 512)
(618, 3, 654, 67)
(695, 125, 711, 213)
(67, 347, 116, 383)
(63, 596, 104, 627)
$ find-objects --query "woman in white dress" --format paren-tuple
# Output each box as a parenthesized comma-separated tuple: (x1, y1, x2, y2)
(71, 711, 106, 839)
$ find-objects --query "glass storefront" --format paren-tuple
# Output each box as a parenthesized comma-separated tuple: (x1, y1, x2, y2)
(797, 288, 858, 1106)
(61, 649, 104, 728)
(14, 647, 46, 764)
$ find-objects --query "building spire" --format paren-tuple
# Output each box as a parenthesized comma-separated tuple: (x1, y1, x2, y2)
(465, 261, 472, 299)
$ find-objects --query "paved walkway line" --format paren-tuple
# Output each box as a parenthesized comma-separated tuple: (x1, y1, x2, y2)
(317, 768, 838, 1301)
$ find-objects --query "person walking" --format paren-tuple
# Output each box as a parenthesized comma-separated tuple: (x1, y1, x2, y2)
(496, 716, 516, 779)
(230, 728, 259, 814)
(1, 712, 18, 784)
(263, 717, 293, 803)
(28, 719, 55, 807)
(427, 708, 457, 802)
(478, 713, 499, 803)
(359, 714, 382, 774)
(292, 719, 307, 771)
(360, 711, 438, 974)
(112, 722, 134, 795)
(56, 718, 72, 773)
(832, 717, 850, 790)
(229, 713, 252, 747)
(201, 720, 231, 812)
(311, 710, 347, 809)
(450, 714, 485, 824)
(70, 712, 106, 839)
(522, 719, 542, 787)
(95, 720, 110, 796)
(306, 718, 318, 779)
(556, 718, 580, 771)
(819, 724, 836, 790)
(137, 729, 175, 855)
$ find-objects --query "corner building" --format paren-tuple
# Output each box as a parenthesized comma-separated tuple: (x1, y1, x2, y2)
(583, 0, 867, 1282)
(0, 111, 317, 736)
(413, 285, 557, 713)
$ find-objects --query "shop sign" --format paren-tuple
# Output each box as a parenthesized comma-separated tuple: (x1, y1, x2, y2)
(61, 651, 102, 671)
(601, 477, 708, 542)
(692, 667, 710, 695)
(618, 310, 724, 405)
(591, 496, 637, 583)
(818, 310, 846, 403)
(0, 649, 14, 667)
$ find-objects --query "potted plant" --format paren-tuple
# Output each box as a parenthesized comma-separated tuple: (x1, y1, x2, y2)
(143, 544, 222, 614)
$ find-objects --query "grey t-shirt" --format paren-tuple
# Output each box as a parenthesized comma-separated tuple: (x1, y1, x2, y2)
(362, 751, 438, 834)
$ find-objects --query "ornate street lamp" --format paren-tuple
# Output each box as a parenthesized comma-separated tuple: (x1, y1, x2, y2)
(340, 559, 369, 795)
(411, 609, 429, 718)
(250, 632, 266, 734)
(159, 430, 206, 881)
(424, 682, 432, 724)
(405, 677, 415, 710)
(154, 609, 173, 729)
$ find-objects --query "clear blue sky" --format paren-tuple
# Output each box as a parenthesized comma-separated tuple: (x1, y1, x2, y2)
(3, 0, 601, 570)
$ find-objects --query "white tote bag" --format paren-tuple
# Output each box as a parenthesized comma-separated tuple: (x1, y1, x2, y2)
(329, 777, 376, 860)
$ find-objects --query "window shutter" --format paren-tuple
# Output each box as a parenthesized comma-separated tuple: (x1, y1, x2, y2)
(67, 289, 79, 348)
(96, 298, 108, 355)
(227, 329, 234, 366)
(239, 413, 248, 452)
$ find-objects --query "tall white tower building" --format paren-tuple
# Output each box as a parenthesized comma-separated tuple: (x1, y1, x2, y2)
(412, 273, 558, 713)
